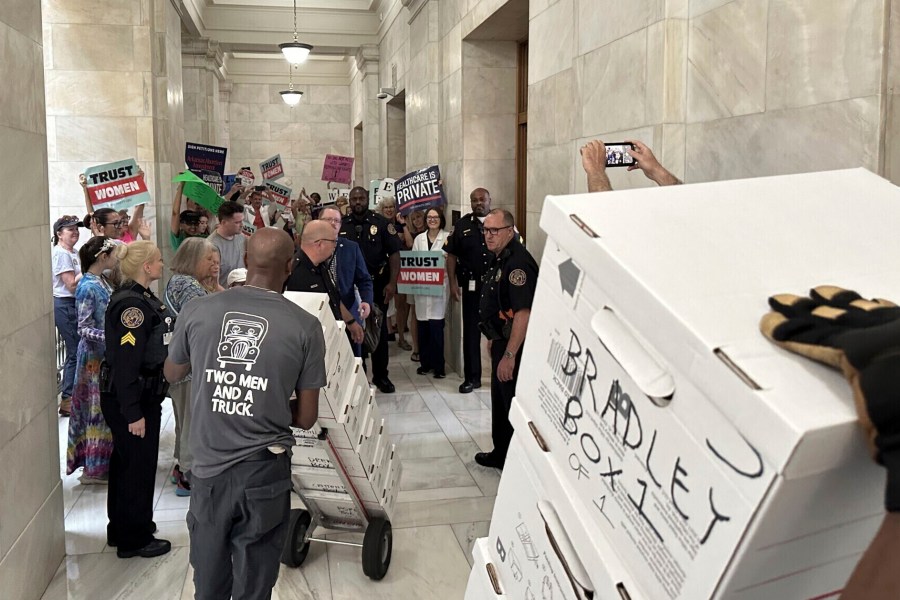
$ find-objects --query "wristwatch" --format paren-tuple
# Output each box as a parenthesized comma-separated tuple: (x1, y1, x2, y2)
(503, 350, 515, 360)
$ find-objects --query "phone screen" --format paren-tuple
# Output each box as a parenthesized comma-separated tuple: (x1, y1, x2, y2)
(605, 143, 636, 168)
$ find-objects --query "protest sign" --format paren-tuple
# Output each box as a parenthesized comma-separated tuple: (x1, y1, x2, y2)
(198, 170, 224, 194)
(83, 159, 151, 211)
(173, 171, 225, 214)
(398, 251, 445, 296)
(369, 178, 396, 209)
(237, 167, 255, 186)
(265, 181, 292, 207)
(223, 174, 237, 195)
(394, 166, 445, 216)
(322, 154, 354, 185)
(327, 188, 351, 204)
(260, 155, 284, 181)
(185, 143, 226, 175)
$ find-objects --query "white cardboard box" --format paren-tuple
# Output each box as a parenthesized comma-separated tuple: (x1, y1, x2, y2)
(465, 538, 507, 600)
(513, 169, 893, 599)
(485, 435, 594, 600)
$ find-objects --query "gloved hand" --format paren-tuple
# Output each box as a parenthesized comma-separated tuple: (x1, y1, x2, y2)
(760, 285, 900, 511)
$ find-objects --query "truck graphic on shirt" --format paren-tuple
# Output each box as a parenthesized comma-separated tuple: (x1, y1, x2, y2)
(218, 312, 268, 370)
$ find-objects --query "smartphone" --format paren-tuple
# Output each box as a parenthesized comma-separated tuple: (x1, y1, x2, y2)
(605, 142, 636, 168)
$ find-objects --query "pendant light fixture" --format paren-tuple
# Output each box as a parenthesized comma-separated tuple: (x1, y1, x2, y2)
(279, 0, 313, 64)
(280, 64, 303, 106)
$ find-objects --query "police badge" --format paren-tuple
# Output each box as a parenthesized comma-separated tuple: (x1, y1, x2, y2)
(370, 224, 378, 236)
(387, 223, 397, 235)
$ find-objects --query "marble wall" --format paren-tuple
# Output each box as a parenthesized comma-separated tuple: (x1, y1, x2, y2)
(526, 0, 894, 257)
(0, 0, 66, 598)
(182, 38, 224, 148)
(222, 82, 352, 196)
(42, 0, 187, 254)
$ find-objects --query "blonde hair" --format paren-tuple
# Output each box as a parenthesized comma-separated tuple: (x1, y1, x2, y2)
(115, 240, 160, 282)
(171, 237, 216, 278)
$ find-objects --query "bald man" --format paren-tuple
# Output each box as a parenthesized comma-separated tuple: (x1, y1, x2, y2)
(286, 221, 366, 344)
(165, 227, 327, 599)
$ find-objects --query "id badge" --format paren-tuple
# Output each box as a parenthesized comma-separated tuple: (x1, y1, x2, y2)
(163, 331, 173, 346)
(468, 280, 476, 292)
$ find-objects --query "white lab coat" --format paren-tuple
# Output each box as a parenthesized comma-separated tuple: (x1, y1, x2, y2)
(411, 229, 449, 320)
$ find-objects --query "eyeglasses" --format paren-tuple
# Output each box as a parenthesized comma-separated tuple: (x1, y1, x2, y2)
(484, 225, 512, 236)
(320, 217, 342, 224)
(316, 239, 338, 245)
(105, 220, 124, 228)
(426, 216, 440, 221)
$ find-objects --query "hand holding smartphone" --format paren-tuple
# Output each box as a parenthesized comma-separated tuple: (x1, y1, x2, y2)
(605, 142, 636, 168)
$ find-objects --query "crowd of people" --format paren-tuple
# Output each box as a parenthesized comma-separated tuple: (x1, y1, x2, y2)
(48, 139, 897, 598)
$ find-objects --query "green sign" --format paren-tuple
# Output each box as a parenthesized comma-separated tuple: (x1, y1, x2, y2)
(173, 170, 225, 213)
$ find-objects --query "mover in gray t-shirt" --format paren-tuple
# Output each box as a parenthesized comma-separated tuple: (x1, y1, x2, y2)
(164, 228, 324, 598)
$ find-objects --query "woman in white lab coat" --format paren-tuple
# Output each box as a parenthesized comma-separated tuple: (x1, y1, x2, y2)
(413, 207, 450, 378)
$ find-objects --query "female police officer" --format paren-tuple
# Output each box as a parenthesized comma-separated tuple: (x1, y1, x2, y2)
(101, 240, 173, 558)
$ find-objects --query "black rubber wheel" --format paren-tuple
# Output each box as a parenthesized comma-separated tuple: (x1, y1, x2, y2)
(362, 517, 392, 580)
(280, 509, 312, 567)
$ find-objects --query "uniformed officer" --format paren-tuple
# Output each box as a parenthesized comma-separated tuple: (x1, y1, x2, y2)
(101, 240, 173, 558)
(340, 186, 402, 393)
(475, 209, 538, 470)
(445, 187, 494, 393)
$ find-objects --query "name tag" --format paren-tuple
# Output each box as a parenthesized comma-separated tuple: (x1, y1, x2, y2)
(468, 280, 476, 292)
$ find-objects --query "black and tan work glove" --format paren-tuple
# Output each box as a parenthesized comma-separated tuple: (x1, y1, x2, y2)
(760, 285, 900, 511)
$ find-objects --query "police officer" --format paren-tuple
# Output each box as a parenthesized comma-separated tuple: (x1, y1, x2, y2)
(340, 186, 402, 393)
(445, 187, 494, 393)
(475, 209, 538, 470)
(101, 240, 173, 558)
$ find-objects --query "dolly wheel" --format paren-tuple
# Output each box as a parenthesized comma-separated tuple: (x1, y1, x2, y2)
(281, 509, 312, 567)
(362, 518, 392, 580)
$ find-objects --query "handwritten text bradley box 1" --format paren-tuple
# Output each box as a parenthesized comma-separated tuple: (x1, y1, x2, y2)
(506, 168, 895, 600)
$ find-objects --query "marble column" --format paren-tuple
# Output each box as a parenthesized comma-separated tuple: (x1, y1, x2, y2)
(354, 44, 384, 186)
(182, 37, 225, 147)
(42, 0, 184, 260)
(0, 0, 67, 598)
(404, 0, 441, 171)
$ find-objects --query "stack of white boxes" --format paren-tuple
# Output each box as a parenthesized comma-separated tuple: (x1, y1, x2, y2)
(284, 292, 402, 527)
(466, 169, 899, 599)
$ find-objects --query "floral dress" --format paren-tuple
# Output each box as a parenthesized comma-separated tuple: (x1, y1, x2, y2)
(66, 273, 114, 478)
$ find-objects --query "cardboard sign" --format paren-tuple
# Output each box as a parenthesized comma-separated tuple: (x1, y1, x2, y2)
(237, 167, 255, 186)
(327, 188, 351, 204)
(172, 170, 225, 214)
(322, 154, 354, 185)
(223, 174, 237, 195)
(185, 143, 226, 175)
(394, 166, 445, 216)
(398, 251, 445, 296)
(83, 159, 151, 211)
(260, 155, 284, 181)
(265, 181, 292, 207)
(369, 178, 396, 209)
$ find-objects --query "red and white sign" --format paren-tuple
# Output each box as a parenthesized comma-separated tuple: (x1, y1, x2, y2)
(260, 154, 284, 181)
(83, 158, 150, 211)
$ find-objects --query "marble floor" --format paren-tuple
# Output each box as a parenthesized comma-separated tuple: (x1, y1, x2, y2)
(42, 343, 497, 599)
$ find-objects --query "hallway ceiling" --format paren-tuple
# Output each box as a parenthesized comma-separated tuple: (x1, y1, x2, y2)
(176, 0, 401, 83)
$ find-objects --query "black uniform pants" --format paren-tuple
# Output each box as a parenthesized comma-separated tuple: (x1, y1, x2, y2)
(188, 452, 292, 600)
(365, 280, 390, 380)
(490, 339, 521, 461)
(461, 284, 483, 383)
(101, 391, 162, 551)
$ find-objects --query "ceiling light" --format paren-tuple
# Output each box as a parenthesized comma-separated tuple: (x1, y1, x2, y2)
(280, 65, 303, 106)
(280, 0, 313, 64)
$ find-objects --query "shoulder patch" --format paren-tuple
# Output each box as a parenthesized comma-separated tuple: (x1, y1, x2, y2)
(387, 223, 397, 235)
(121, 307, 145, 328)
(509, 269, 527, 286)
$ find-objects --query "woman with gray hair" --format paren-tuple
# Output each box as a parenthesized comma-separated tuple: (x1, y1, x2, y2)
(164, 237, 220, 496)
